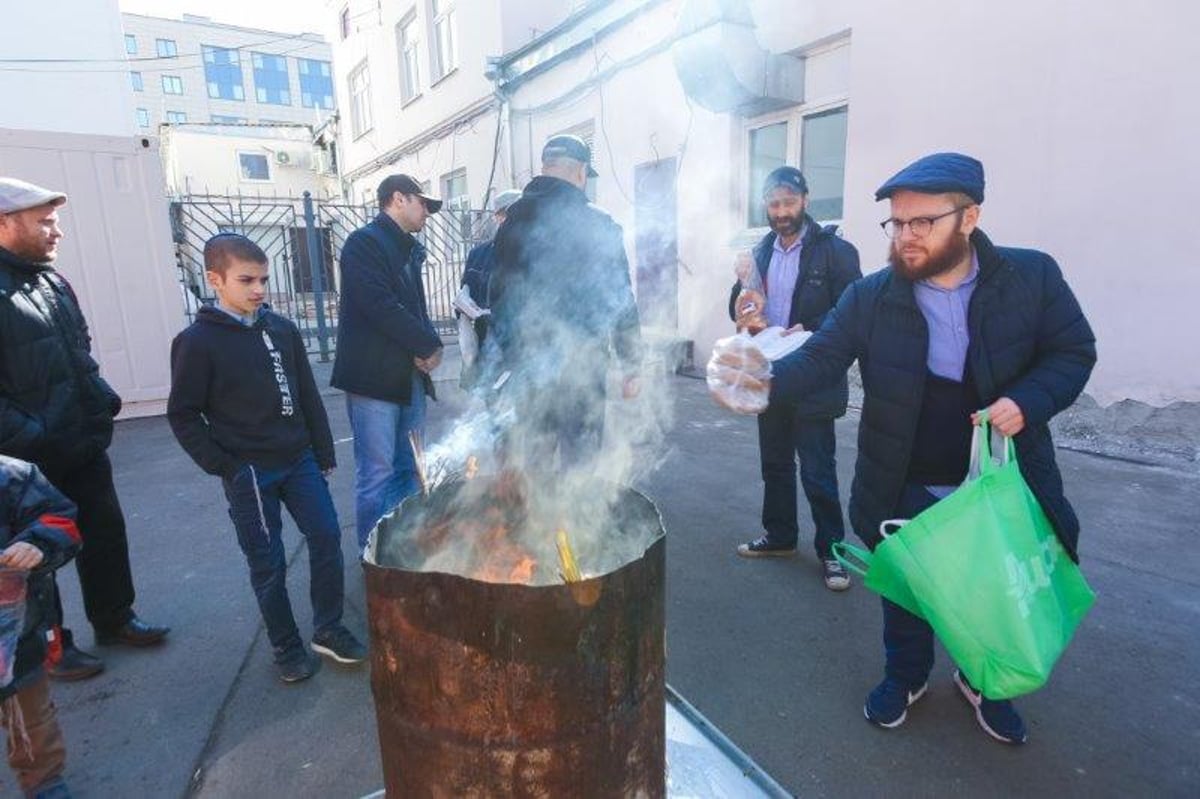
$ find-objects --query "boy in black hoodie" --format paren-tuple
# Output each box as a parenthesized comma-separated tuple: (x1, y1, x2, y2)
(167, 234, 365, 683)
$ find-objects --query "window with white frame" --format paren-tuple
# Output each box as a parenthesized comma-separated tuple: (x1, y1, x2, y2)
(800, 106, 848, 222)
(162, 74, 184, 95)
(397, 12, 422, 104)
(348, 60, 373, 138)
(125, 34, 137, 55)
(130, 71, 143, 92)
(156, 38, 177, 58)
(238, 152, 271, 181)
(440, 168, 468, 208)
(430, 0, 457, 81)
(165, 110, 187, 124)
(135, 108, 150, 128)
(742, 104, 849, 227)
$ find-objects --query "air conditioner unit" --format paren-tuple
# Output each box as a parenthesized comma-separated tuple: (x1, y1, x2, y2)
(274, 150, 292, 166)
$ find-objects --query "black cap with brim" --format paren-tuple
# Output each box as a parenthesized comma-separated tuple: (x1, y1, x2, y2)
(541, 134, 598, 177)
(378, 173, 443, 213)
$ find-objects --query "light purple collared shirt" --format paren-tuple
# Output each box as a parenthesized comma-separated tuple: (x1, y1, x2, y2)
(764, 226, 806, 328)
(912, 249, 980, 381)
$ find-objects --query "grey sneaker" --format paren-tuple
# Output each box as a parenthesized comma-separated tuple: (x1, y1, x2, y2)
(311, 625, 367, 665)
(277, 651, 321, 684)
(736, 536, 797, 558)
(821, 558, 851, 591)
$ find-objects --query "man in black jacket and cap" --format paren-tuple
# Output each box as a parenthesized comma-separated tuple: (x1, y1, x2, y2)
(486, 135, 642, 469)
(712, 153, 1096, 745)
(0, 177, 170, 681)
(729, 166, 861, 591)
(332, 174, 444, 549)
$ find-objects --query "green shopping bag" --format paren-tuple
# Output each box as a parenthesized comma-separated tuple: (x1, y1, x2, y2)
(835, 415, 1096, 699)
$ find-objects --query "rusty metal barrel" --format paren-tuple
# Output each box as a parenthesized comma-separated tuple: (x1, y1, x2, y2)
(362, 482, 666, 798)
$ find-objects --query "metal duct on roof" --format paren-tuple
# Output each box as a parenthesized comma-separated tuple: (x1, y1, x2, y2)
(671, 0, 804, 115)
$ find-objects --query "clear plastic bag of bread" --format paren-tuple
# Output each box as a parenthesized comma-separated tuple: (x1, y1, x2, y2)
(707, 333, 771, 414)
(733, 251, 768, 335)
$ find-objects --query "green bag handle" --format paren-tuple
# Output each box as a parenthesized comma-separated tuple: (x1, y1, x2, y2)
(832, 541, 873, 578)
(968, 410, 1016, 479)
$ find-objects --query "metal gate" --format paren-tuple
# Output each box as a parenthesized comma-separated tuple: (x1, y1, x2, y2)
(171, 192, 489, 358)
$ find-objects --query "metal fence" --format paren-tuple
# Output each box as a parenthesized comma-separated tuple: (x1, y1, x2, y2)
(170, 192, 490, 358)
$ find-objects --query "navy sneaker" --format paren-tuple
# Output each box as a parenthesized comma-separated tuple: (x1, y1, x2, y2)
(736, 536, 797, 558)
(311, 625, 367, 665)
(864, 677, 928, 728)
(277, 651, 321, 684)
(953, 669, 1028, 745)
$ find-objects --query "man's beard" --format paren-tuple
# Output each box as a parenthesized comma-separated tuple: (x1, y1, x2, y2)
(769, 211, 804, 239)
(4, 236, 56, 264)
(888, 231, 970, 282)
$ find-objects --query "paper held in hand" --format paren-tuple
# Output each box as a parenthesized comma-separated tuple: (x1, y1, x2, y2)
(751, 326, 810, 361)
(452, 285, 490, 321)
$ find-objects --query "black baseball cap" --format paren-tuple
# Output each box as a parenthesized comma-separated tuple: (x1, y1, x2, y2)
(762, 166, 808, 196)
(377, 174, 442, 213)
(541, 134, 598, 177)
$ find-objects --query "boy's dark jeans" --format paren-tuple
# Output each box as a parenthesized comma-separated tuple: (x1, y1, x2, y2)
(222, 449, 344, 661)
(881, 483, 942, 688)
(758, 403, 845, 557)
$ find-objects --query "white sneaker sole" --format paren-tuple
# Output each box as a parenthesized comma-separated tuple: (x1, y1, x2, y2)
(864, 682, 928, 729)
(311, 641, 365, 665)
(953, 670, 1026, 745)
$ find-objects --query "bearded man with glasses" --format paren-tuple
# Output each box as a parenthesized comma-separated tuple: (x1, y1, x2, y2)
(711, 152, 1096, 744)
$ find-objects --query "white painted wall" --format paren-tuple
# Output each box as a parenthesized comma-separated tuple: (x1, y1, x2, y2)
(0, 129, 185, 418)
(0, 0, 136, 137)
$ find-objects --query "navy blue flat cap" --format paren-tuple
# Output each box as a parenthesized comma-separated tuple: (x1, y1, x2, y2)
(875, 152, 985, 204)
(762, 166, 808, 196)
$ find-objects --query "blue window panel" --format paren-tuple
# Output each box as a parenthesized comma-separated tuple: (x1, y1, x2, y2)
(203, 45, 245, 101)
(156, 38, 177, 58)
(211, 115, 247, 124)
(162, 75, 184, 95)
(166, 111, 188, 124)
(125, 34, 137, 55)
(297, 58, 334, 110)
(136, 108, 149, 128)
(252, 52, 292, 106)
(131, 71, 143, 92)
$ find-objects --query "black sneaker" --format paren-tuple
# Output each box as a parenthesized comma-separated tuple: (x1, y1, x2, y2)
(821, 557, 851, 591)
(864, 677, 928, 728)
(47, 629, 105, 682)
(311, 625, 367, 664)
(277, 651, 321, 684)
(736, 536, 797, 559)
(953, 669, 1028, 744)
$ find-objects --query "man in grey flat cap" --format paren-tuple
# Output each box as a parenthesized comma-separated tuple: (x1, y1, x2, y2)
(710, 152, 1096, 744)
(0, 177, 170, 681)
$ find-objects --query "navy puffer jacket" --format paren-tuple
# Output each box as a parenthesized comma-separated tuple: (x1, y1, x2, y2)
(771, 229, 1097, 557)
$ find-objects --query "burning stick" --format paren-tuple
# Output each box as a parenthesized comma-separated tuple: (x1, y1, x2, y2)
(556, 529, 582, 583)
(409, 431, 429, 496)
(464, 455, 479, 480)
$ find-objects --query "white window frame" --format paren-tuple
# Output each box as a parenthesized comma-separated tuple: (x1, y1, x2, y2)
(429, 0, 457, 83)
(165, 110, 188, 124)
(397, 11, 422, 105)
(348, 60, 373, 139)
(130, 71, 143, 92)
(237, 151, 272, 182)
(156, 38, 177, 58)
(740, 97, 849, 231)
(135, 108, 150, 128)
(440, 167, 468, 207)
(125, 34, 137, 55)
(162, 74, 184, 95)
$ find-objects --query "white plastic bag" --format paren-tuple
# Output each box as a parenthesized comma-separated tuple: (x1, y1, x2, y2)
(457, 313, 479, 370)
(706, 333, 772, 414)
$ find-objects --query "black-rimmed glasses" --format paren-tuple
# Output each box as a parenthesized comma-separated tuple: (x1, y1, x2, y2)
(880, 206, 968, 239)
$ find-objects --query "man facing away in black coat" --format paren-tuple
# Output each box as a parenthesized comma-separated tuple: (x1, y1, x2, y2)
(485, 135, 642, 470)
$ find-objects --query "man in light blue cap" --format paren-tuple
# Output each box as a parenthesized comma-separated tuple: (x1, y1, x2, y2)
(710, 152, 1097, 744)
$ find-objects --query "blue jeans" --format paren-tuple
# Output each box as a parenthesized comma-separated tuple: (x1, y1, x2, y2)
(345, 383, 426, 548)
(758, 404, 846, 557)
(222, 449, 345, 662)
(881, 483, 942, 688)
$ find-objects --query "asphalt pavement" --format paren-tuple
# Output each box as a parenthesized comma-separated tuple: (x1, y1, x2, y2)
(36, 358, 1199, 798)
